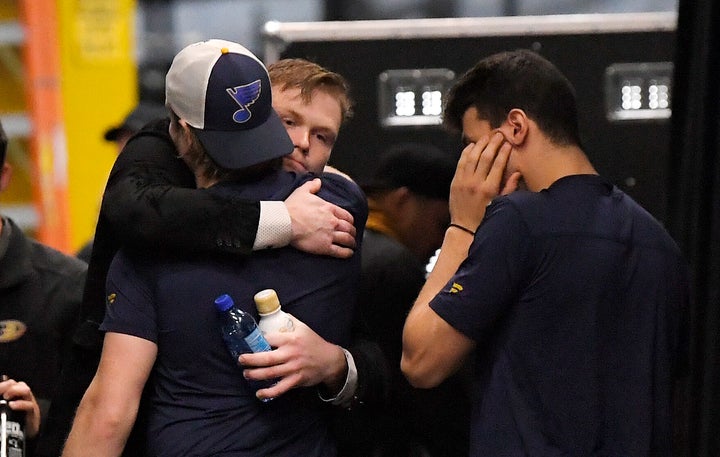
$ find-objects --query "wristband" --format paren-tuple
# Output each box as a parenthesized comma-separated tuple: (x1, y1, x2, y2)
(449, 223, 475, 236)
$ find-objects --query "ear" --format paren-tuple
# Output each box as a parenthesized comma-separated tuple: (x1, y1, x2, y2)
(0, 163, 12, 193)
(387, 186, 412, 210)
(505, 108, 529, 146)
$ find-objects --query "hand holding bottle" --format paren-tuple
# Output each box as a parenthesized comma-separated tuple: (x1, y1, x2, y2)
(214, 294, 275, 400)
(238, 317, 348, 401)
(254, 289, 294, 334)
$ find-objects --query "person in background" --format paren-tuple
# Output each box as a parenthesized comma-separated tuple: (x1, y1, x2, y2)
(401, 49, 688, 456)
(334, 143, 471, 457)
(103, 102, 168, 154)
(76, 101, 167, 262)
(0, 120, 87, 456)
(61, 38, 366, 457)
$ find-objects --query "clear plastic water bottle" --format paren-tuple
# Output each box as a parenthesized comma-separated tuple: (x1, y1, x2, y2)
(0, 398, 25, 457)
(254, 289, 294, 334)
(214, 294, 275, 398)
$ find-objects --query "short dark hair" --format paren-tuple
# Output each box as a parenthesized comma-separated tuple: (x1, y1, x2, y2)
(361, 143, 456, 201)
(444, 49, 582, 147)
(0, 120, 7, 167)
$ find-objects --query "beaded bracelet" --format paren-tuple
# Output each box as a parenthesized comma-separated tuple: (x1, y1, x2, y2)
(448, 223, 476, 236)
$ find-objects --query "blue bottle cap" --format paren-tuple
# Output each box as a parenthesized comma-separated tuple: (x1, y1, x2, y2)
(214, 294, 234, 312)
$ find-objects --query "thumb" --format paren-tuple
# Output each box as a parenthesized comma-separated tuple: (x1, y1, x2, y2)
(301, 178, 322, 194)
(501, 172, 522, 195)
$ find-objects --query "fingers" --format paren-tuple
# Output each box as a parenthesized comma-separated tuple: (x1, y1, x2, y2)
(456, 131, 504, 176)
(486, 141, 512, 186)
(332, 205, 354, 226)
(502, 171, 523, 195)
(475, 132, 507, 174)
(8, 399, 36, 413)
(0, 379, 32, 400)
(0, 379, 40, 438)
(333, 224, 356, 249)
(328, 244, 354, 259)
(238, 350, 276, 368)
(304, 178, 322, 194)
(255, 374, 299, 400)
(334, 216, 356, 238)
(243, 365, 285, 382)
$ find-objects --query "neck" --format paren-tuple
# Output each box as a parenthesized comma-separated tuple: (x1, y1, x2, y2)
(366, 201, 401, 241)
(523, 142, 597, 192)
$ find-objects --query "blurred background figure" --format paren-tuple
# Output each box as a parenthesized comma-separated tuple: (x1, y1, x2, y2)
(102, 102, 168, 154)
(335, 143, 470, 457)
(75, 101, 167, 262)
(0, 120, 87, 456)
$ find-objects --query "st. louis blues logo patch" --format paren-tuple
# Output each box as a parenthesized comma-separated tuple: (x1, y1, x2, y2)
(226, 79, 262, 123)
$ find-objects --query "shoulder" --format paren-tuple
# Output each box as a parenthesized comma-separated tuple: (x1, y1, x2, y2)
(113, 118, 176, 169)
(121, 118, 174, 158)
(317, 172, 367, 211)
(361, 230, 425, 280)
(29, 239, 87, 278)
(108, 118, 194, 187)
(128, 118, 172, 145)
(288, 171, 370, 232)
(27, 239, 87, 300)
(109, 247, 159, 279)
(362, 230, 417, 266)
(615, 189, 683, 256)
(484, 193, 534, 230)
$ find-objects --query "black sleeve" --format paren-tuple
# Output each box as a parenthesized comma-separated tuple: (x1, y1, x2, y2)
(103, 120, 260, 255)
(347, 338, 392, 407)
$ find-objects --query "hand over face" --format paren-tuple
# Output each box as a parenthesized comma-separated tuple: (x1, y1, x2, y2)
(450, 132, 521, 231)
(285, 178, 356, 258)
(0, 378, 40, 438)
(238, 314, 347, 401)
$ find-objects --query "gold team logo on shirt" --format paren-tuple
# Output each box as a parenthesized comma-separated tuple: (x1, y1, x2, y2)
(0, 320, 27, 343)
(449, 282, 464, 294)
(107, 293, 117, 305)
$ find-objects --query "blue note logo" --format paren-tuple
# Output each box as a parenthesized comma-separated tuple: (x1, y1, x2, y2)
(226, 80, 262, 123)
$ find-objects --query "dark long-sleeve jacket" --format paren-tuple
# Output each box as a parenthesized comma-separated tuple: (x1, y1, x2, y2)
(0, 216, 87, 456)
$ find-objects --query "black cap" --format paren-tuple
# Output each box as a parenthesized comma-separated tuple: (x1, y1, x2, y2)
(361, 143, 457, 200)
(103, 102, 167, 142)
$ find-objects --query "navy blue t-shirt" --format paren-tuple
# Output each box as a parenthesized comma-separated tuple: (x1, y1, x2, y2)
(430, 174, 687, 457)
(102, 170, 367, 457)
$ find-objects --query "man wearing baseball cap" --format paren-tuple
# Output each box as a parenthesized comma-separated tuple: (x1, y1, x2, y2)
(62, 39, 367, 457)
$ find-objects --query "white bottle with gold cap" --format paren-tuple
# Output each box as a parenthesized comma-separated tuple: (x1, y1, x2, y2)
(254, 289, 294, 334)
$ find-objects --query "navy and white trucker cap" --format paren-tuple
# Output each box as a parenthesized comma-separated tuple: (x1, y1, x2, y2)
(165, 39, 292, 169)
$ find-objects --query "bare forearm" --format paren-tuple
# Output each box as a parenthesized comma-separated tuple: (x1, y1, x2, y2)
(402, 227, 474, 387)
(62, 386, 136, 457)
